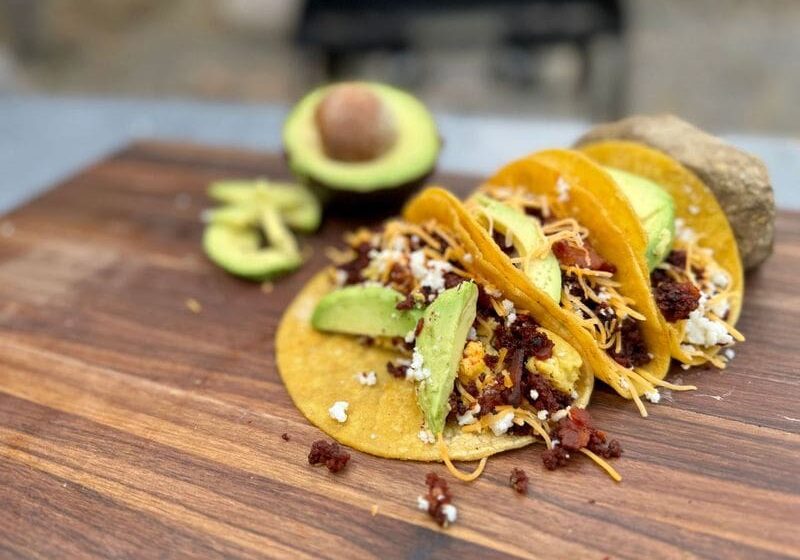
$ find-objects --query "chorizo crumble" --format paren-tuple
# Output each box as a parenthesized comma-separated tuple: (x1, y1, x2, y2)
(308, 440, 351, 473)
(509, 468, 529, 494)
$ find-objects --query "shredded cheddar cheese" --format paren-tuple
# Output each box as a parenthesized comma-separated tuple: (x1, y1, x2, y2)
(437, 434, 487, 482)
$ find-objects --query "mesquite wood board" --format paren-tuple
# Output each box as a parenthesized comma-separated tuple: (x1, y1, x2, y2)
(0, 141, 798, 560)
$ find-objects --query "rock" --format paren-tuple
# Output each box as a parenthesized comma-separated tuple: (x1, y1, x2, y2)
(575, 114, 775, 269)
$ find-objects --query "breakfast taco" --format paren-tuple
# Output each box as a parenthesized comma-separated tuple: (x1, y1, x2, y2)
(464, 155, 678, 415)
(276, 188, 628, 479)
(576, 140, 745, 367)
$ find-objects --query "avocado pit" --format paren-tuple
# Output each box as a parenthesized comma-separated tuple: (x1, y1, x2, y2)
(314, 83, 397, 162)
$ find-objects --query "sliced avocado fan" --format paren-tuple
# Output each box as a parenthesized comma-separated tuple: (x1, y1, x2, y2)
(312, 285, 424, 338)
(603, 167, 676, 270)
(203, 179, 320, 281)
(415, 282, 478, 435)
(472, 194, 562, 303)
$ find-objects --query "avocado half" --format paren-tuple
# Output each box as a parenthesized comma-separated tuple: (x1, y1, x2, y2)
(283, 82, 440, 211)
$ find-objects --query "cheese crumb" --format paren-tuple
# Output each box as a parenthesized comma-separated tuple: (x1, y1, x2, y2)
(490, 411, 515, 436)
(467, 326, 478, 341)
(530, 389, 539, 401)
(501, 299, 517, 326)
(441, 504, 458, 525)
(334, 269, 348, 286)
(328, 401, 349, 423)
(418, 429, 435, 444)
(407, 348, 431, 381)
(618, 377, 629, 389)
(688, 204, 700, 215)
(644, 389, 661, 404)
(417, 496, 430, 510)
(711, 271, 730, 288)
(536, 409, 549, 421)
(185, 298, 202, 314)
(404, 329, 416, 344)
(724, 348, 736, 360)
(356, 371, 377, 386)
(462, 252, 474, 263)
(684, 309, 733, 347)
(551, 407, 571, 422)
(570, 389, 579, 399)
(457, 404, 481, 426)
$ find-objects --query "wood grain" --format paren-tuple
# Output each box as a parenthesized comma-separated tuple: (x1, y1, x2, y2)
(0, 141, 798, 560)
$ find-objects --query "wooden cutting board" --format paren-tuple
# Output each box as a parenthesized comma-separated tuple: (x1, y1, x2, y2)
(0, 142, 798, 560)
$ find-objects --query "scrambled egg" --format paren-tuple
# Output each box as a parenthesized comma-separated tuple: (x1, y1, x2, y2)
(526, 328, 582, 394)
(458, 341, 486, 383)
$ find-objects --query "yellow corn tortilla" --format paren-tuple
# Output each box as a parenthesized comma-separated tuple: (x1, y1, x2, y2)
(578, 140, 744, 363)
(277, 197, 593, 461)
(473, 154, 672, 398)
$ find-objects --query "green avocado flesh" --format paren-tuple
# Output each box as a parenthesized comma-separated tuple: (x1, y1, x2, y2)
(603, 167, 676, 271)
(416, 282, 478, 435)
(203, 222, 302, 281)
(311, 285, 424, 337)
(283, 82, 440, 192)
(473, 194, 562, 303)
(208, 180, 321, 233)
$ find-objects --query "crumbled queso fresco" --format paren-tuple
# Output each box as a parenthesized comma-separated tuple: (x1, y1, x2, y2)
(501, 299, 517, 326)
(644, 389, 661, 404)
(409, 249, 452, 297)
(328, 401, 349, 423)
(490, 410, 516, 436)
(418, 429, 435, 444)
(406, 348, 431, 381)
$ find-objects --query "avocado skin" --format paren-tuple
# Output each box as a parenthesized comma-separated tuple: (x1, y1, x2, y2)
(416, 282, 478, 435)
(304, 168, 434, 216)
(312, 285, 424, 338)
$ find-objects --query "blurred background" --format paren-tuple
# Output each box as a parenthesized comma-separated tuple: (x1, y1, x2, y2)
(1, 0, 798, 134)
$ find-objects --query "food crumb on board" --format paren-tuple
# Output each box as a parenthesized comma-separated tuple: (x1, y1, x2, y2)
(281, 433, 290, 441)
(370, 504, 379, 516)
(261, 282, 274, 294)
(185, 298, 202, 313)
(308, 440, 350, 473)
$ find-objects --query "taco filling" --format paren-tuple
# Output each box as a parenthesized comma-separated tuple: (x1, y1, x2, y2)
(316, 217, 620, 477)
(602, 167, 744, 368)
(471, 187, 653, 375)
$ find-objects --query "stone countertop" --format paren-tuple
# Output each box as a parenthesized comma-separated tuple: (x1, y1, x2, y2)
(2, 94, 798, 213)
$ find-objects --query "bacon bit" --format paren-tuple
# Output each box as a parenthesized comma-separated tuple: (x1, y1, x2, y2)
(421, 472, 455, 526)
(337, 241, 373, 285)
(443, 271, 466, 289)
(552, 239, 616, 273)
(666, 249, 687, 269)
(388, 262, 414, 293)
(542, 409, 622, 471)
(414, 317, 425, 337)
(308, 440, 351, 473)
(493, 314, 554, 361)
(509, 468, 529, 494)
(395, 292, 416, 310)
(608, 318, 651, 368)
(542, 446, 570, 470)
(654, 280, 701, 322)
(281, 433, 290, 441)
(506, 349, 525, 407)
(528, 373, 572, 413)
(386, 359, 409, 378)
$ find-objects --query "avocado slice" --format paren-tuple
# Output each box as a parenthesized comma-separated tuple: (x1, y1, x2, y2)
(312, 285, 424, 337)
(208, 180, 321, 233)
(203, 222, 302, 281)
(283, 82, 440, 195)
(415, 282, 478, 435)
(603, 167, 676, 270)
(472, 194, 562, 303)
